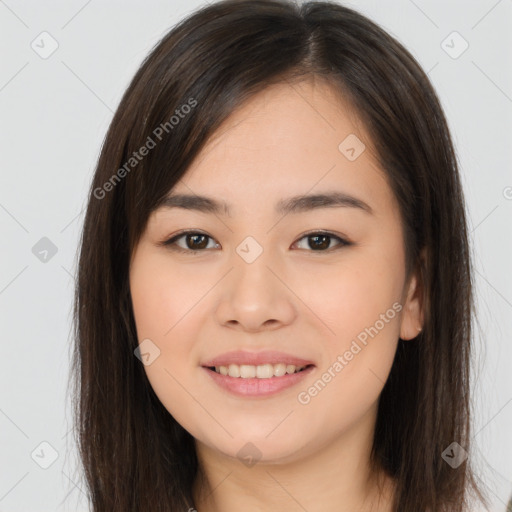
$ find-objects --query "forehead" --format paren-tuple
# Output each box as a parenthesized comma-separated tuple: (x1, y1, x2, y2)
(166, 79, 391, 215)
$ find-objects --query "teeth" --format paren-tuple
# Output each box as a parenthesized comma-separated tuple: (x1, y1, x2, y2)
(213, 363, 307, 378)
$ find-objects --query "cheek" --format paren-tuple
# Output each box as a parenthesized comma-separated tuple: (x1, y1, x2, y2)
(130, 252, 206, 340)
(302, 257, 403, 343)
(298, 254, 403, 397)
(129, 251, 212, 427)
(293, 262, 401, 434)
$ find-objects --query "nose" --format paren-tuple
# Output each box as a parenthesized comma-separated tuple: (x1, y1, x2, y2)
(214, 247, 297, 333)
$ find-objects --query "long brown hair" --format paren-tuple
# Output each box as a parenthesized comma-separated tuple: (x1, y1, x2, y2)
(71, 1, 488, 510)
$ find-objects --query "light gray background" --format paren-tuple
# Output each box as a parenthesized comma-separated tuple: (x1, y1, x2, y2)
(1, 1, 511, 511)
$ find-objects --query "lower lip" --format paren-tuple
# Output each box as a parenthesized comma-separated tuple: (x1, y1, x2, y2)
(202, 365, 315, 398)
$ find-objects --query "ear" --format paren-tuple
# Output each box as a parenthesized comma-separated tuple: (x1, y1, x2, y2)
(399, 249, 426, 340)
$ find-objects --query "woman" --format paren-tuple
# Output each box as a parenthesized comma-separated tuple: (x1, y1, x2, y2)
(72, 1, 488, 510)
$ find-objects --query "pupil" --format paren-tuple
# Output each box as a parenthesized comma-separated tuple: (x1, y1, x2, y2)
(188, 234, 207, 249)
(311, 235, 329, 250)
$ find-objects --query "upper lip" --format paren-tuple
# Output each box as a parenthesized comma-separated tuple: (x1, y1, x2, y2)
(201, 350, 315, 368)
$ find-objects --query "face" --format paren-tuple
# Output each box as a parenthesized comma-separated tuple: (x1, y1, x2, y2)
(129, 78, 422, 465)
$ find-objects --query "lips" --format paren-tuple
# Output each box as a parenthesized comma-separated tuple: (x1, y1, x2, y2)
(203, 363, 315, 397)
(201, 350, 315, 368)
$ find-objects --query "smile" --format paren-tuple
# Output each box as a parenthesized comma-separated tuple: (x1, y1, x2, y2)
(209, 363, 309, 378)
(203, 364, 315, 397)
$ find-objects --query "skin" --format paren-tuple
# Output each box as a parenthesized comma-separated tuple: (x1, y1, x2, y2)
(129, 77, 424, 512)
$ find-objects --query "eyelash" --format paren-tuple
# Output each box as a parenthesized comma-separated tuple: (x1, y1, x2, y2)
(158, 229, 352, 255)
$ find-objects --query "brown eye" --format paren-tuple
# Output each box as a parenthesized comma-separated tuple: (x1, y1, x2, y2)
(294, 232, 350, 251)
(161, 231, 219, 254)
(183, 233, 209, 250)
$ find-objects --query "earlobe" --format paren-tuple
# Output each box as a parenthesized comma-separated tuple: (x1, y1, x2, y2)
(399, 258, 425, 341)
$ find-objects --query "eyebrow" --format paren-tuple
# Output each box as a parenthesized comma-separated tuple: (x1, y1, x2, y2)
(157, 191, 373, 217)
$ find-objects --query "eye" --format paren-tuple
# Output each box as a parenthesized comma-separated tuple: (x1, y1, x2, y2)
(292, 231, 350, 251)
(159, 229, 351, 254)
(159, 230, 219, 254)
